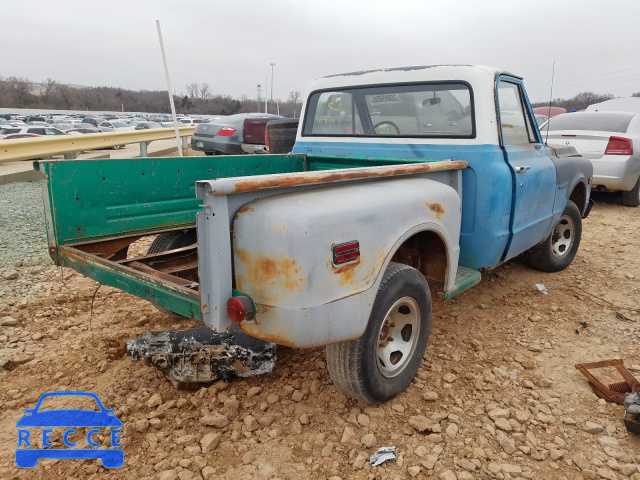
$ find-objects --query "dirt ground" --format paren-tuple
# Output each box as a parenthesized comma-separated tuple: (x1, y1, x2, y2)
(0, 191, 639, 480)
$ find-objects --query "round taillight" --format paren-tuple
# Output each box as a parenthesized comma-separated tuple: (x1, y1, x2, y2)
(226, 296, 254, 323)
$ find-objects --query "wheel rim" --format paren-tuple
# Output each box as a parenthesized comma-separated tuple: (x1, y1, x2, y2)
(551, 214, 575, 259)
(376, 296, 421, 378)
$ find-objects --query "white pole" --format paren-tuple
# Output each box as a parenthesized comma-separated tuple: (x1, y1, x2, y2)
(156, 20, 183, 157)
(265, 77, 268, 114)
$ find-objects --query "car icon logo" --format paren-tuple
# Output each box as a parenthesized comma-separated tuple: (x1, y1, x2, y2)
(15, 391, 123, 468)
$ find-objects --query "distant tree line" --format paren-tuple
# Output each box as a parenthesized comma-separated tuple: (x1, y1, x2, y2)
(0, 76, 303, 117)
(531, 91, 640, 112)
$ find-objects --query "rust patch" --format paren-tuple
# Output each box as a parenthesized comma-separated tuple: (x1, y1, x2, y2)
(332, 261, 360, 287)
(426, 202, 445, 219)
(230, 160, 468, 193)
(236, 205, 256, 217)
(235, 248, 306, 301)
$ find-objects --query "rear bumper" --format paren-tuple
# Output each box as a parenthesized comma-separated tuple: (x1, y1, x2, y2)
(591, 155, 640, 191)
(191, 136, 242, 155)
(241, 143, 267, 154)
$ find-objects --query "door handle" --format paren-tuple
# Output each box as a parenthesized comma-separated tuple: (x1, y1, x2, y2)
(515, 166, 531, 173)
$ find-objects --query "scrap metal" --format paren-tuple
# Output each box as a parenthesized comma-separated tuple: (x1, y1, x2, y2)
(575, 359, 640, 404)
(126, 325, 275, 389)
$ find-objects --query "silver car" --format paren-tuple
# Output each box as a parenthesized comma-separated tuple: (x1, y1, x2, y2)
(542, 111, 640, 207)
(98, 121, 135, 133)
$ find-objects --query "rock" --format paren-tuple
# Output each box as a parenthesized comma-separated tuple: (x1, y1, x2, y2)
(562, 417, 577, 425)
(423, 455, 438, 469)
(200, 413, 229, 428)
(599, 437, 619, 447)
(134, 419, 149, 433)
(266, 393, 279, 404)
(242, 450, 256, 465)
(414, 445, 429, 458)
(202, 466, 216, 480)
(299, 413, 310, 425)
(423, 391, 438, 401)
(243, 415, 259, 432)
(549, 449, 565, 461)
(427, 434, 444, 443)
(321, 442, 334, 457)
(439, 470, 457, 480)
(147, 393, 162, 408)
(176, 434, 196, 445)
(488, 408, 510, 420)
(572, 452, 591, 471)
(0, 316, 18, 326)
(159, 471, 179, 480)
(582, 421, 604, 434)
(200, 432, 221, 454)
(458, 472, 474, 480)
(360, 433, 376, 448)
(620, 464, 638, 476)
(341, 426, 356, 443)
(409, 415, 432, 432)
(184, 445, 201, 456)
(292, 390, 304, 402)
(445, 423, 458, 438)
(496, 431, 515, 454)
(353, 453, 368, 470)
(246, 386, 262, 397)
(149, 418, 162, 429)
(407, 466, 421, 478)
(258, 414, 274, 428)
(357, 413, 369, 427)
(443, 373, 457, 383)
(2, 271, 18, 280)
(630, 472, 640, 480)
(494, 418, 512, 432)
(457, 458, 476, 471)
(521, 360, 536, 369)
(501, 464, 523, 474)
(582, 470, 598, 479)
(155, 459, 170, 471)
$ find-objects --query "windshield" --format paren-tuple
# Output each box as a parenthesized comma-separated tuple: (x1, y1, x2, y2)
(545, 112, 633, 133)
(303, 82, 474, 138)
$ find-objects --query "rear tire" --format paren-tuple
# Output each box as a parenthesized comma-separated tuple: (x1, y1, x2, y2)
(526, 200, 582, 272)
(621, 176, 640, 207)
(326, 262, 431, 404)
(147, 230, 197, 317)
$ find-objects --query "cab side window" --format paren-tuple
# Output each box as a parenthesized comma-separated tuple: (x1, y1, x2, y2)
(498, 81, 537, 145)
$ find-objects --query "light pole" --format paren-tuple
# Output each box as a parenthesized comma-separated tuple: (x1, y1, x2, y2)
(270, 63, 275, 113)
(256, 83, 262, 113)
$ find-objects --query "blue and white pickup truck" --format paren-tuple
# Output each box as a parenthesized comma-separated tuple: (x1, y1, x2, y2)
(38, 65, 593, 403)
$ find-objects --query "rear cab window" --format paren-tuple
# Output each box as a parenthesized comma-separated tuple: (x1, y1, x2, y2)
(302, 83, 475, 138)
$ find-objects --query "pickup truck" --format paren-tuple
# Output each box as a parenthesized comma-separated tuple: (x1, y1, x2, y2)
(37, 65, 593, 404)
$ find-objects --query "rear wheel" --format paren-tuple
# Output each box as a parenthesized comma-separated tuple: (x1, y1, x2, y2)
(147, 230, 197, 317)
(326, 262, 431, 404)
(621, 176, 640, 207)
(526, 200, 582, 272)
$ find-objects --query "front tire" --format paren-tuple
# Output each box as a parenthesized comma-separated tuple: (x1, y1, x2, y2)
(326, 262, 431, 404)
(526, 200, 582, 272)
(621, 176, 640, 207)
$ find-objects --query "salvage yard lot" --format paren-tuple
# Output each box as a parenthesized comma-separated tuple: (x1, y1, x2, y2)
(0, 183, 639, 480)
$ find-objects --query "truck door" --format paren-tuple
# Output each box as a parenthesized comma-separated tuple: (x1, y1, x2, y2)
(497, 78, 557, 260)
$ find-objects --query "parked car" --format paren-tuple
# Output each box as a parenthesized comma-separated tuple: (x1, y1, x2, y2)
(543, 111, 640, 206)
(68, 127, 99, 134)
(535, 115, 549, 127)
(135, 122, 162, 130)
(98, 121, 135, 133)
(81, 117, 104, 128)
(160, 121, 176, 128)
(0, 133, 40, 140)
(2, 126, 66, 136)
(191, 113, 281, 155)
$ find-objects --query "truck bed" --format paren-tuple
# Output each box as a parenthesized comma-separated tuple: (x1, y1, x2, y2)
(37, 154, 465, 320)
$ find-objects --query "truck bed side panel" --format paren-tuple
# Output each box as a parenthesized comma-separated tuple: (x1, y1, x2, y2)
(38, 155, 305, 247)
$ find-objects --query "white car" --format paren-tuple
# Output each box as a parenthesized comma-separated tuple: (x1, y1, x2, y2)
(542, 111, 640, 207)
(98, 121, 135, 133)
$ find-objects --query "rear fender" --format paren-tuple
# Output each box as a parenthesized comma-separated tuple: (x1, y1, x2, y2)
(233, 176, 461, 347)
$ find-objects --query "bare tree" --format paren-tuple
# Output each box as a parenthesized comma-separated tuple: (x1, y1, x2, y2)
(288, 91, 301, 104)
(57, 84, 72, 109)
(41, 78, 56, 105)
(200, 83, 211, 101)
(186, 83, 199, 99)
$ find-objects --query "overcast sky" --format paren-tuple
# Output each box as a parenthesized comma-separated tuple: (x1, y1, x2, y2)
(3, 0, 639, 103)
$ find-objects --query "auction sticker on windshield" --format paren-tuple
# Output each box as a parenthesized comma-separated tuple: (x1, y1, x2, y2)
(15, 391, 123, 469)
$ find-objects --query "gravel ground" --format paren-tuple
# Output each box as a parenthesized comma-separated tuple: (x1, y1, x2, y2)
(0, 180, 55, 303)
(0, 183, 639, 480)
